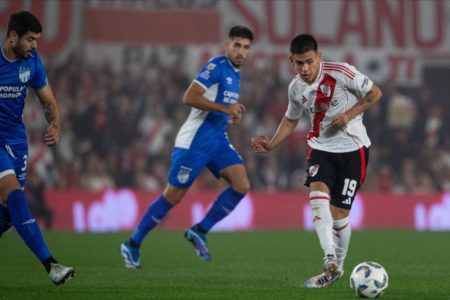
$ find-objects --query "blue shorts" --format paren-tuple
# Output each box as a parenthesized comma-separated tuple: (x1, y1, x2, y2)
(0, 143, 28, 188)
(167, 143, 244, 188)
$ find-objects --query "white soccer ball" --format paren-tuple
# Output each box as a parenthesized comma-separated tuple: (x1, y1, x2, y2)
(350, 261, 389, 298)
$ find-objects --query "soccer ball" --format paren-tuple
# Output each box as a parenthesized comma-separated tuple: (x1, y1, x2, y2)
(350, 261, 389, 298)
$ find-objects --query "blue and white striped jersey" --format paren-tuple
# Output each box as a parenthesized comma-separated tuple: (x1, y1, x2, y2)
(0, 48, 48, 144)
(174, 55, 241, 149)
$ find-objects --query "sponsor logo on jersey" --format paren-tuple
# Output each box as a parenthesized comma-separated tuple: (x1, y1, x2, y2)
(223, 90, 239, 103)
(19, 67, 31, 83)
(308, 164, 320, 177)
(319, 83, 331, 97)
(177, 166, 192, 184)
(308, 100, 338, 113)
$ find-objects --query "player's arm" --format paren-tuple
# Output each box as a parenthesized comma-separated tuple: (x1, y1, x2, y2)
(332, 83, 382, 127)
(251, 116, 298, 153)
(183, 81, 245, 117)
(35, 84, 61, 146)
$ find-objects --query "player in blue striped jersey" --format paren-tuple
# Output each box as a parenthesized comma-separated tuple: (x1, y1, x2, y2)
(121, 26, 254, 268)
(0, 11, 74, 285)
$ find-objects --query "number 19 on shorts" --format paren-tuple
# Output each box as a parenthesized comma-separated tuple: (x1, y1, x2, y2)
(342, 178, 357, 197)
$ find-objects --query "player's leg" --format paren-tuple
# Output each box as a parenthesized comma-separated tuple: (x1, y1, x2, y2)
(0, 175, 74, 284)
(190, 147, 250, 234)
(309, 182, 335, 260)
(0, 145, 74, 284)
(305, 184, 343, 288)
(121, 184, 186, 269)
(195, 164, 249, 233)
(330, 146, 369, 274)
(186, 146, 249, 261)
(304, 149, 341, 288)
(121, 147, 206, 267)
(331, 206, 350, 274)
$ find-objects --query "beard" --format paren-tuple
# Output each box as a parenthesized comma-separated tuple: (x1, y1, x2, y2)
(12, 44, 30, 59)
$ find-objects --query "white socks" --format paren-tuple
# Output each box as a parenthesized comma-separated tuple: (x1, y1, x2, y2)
(310, 191, 335, 257)
(333, 216, 351, 272)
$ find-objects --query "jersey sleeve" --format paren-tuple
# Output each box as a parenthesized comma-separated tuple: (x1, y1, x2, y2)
(193, 60, 221, 91)
(340, 63, 373, 99)
(285, 80, 304, 120)
(30, 53, 48, 91)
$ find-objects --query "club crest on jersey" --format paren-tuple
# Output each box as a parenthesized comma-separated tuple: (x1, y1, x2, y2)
(177, 166, 192, 184)
(319, 83, 331, 97)
(308, 164, 320, 177)
(207, 63, 216, 70)
(19, 67, 31, 83)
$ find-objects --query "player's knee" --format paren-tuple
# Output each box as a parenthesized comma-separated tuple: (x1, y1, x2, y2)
(162, 184, 187, 206)
(232, 180, 251, 195)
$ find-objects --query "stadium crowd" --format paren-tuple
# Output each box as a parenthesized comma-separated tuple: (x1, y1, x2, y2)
(24, 51, 450, 194)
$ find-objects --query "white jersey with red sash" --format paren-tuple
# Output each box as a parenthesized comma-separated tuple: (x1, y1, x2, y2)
(286, 61, 373, 153)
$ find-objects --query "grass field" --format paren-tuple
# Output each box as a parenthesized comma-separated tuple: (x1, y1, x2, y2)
(1, 230, 449, 300)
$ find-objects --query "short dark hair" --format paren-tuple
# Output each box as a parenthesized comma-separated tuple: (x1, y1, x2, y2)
(289, 34, 318, 54)
(7, 11, 42, 38)
(229, 25, 254, 41)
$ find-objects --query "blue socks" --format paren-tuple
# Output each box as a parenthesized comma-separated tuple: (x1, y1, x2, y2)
(130, 188, 244, 246)
(131, 195, 173, 246)
(7, 189, 52, 262)
(198, 187, 245, 233)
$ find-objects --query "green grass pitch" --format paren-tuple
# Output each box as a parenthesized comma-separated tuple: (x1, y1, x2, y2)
(1, 230, 449, 299)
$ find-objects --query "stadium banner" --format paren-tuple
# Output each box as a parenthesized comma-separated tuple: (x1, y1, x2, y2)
(81, 0, 449, 86)
(45, 189, 450, 232)
(0, 0, 448, 85)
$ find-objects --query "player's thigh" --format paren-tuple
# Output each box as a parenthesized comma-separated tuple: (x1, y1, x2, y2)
(330, 147, 369, 210)
(207, 144, 243, 178)
(0, 144, 27, 203)
(304, 149, 337, 192)
(167, 147, 211, 189)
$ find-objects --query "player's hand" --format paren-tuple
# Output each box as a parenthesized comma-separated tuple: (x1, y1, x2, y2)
(331, 112, 350, 128)
(228, 113, 242, 125)
(225, 103, 245, 118)
(44, 122, 60, 146)
(251, 135, 273, 153)
(225, 103, 245, 126)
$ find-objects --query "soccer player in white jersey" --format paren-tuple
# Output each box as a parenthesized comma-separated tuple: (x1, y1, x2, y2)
(251, 34, 382, 288)
(120, 26, 253, 268)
